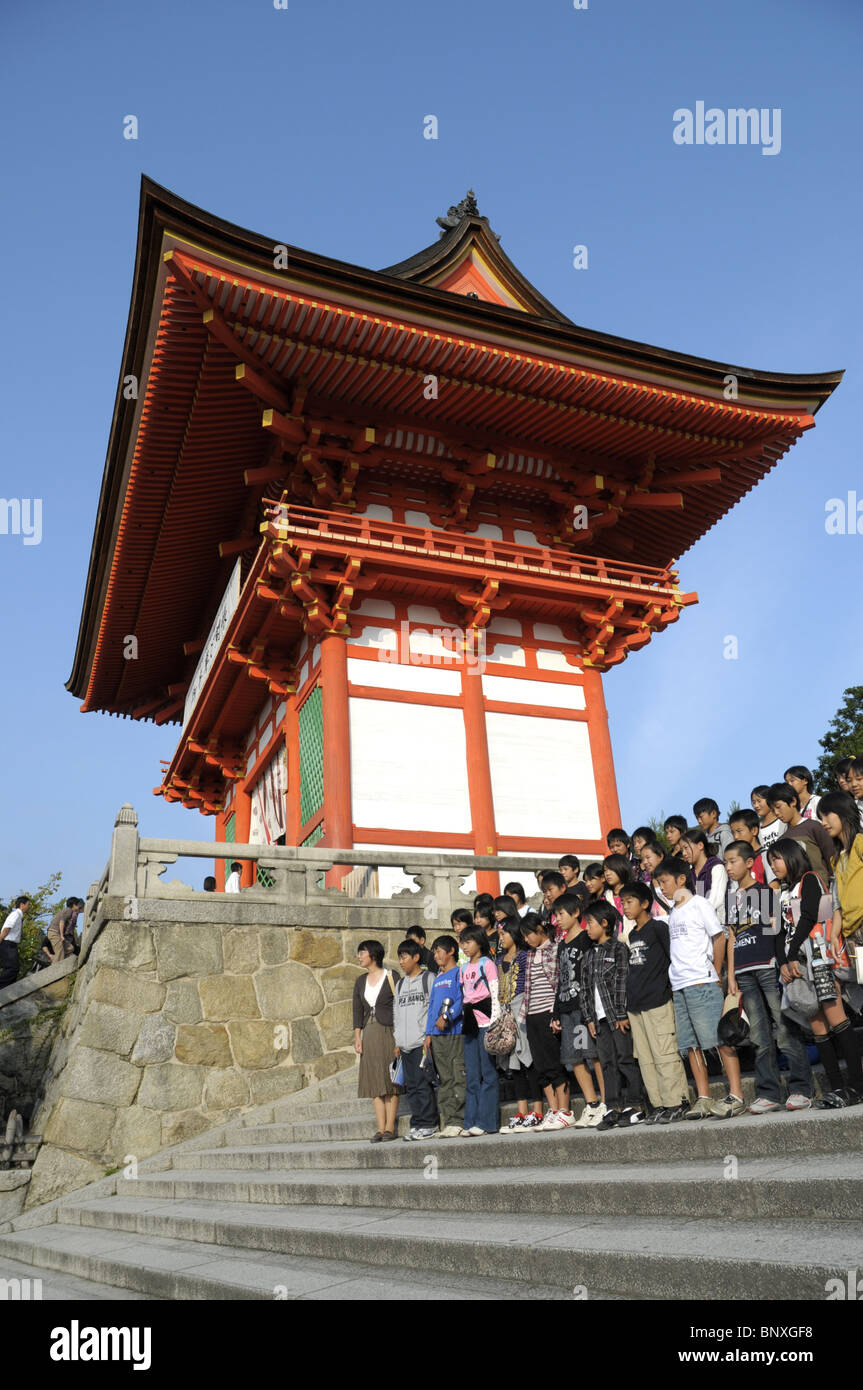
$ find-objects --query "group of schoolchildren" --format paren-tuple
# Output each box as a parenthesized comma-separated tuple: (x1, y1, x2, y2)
(374, 758, 863, 1142)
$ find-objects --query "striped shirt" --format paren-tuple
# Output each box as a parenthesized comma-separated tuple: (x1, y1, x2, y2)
(525, 942, 558, 1014)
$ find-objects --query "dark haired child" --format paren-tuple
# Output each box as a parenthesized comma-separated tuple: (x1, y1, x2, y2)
(523, 915, 571, 1127)
(768, 836, 863, 1107)
(450, 908, 472, 966)
(583, 862, 606, 903)
(458, 926, 500, 1136)
(606, 827, 632, 859)
(474, 904, 500, 958)
(820, 790, 863, 954)
(663, 816, 688, 856)
(542, 870, 567, 940)
(552, 890, 606, 1128)
(784, 765, 821, 822)
(603, 854, 636, 942)
(728, 809, 770, 887)
(692, 798, 734, 858)
(653, 857, 743, 1120)
(395, 940, 439, 1139)
(751, 785, 784, 849)
(425, 935, 466, 1137)
(620, 882, 690, 1123)
(406, 923, 437, 975)
(681, 826, 728, 924)
(640, 840, 672, 907)
(503, 880, 530, 917)
(495, 915, 543, 1130)
(723, 843, 813, 1114)
(580, 901, 645, 1129)
(631, 827, 655, 881)
(846, 758, 863, 827)
(767, 783, 834, 884)
(558, 854, 581, 887)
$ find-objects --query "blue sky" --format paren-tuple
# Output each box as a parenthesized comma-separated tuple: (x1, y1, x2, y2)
(1, 0, 860, 896)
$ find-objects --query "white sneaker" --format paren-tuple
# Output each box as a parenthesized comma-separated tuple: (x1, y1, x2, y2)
(439, 1125, 462, 1138)
(537, 1110, 558, 1131)
(580, 1102, 607, 1129)
(541, 1110, 575, 1131)
(574, 1102, 599, 1128)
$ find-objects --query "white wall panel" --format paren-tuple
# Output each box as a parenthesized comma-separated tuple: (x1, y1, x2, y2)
(482, 674, 586, 710)
(486, 712, 600, 839)
(350, 699, 472, 833)
(347, 657, 461, 696)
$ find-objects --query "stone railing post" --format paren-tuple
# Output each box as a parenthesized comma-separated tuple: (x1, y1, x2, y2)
(108, 804, 139, 899)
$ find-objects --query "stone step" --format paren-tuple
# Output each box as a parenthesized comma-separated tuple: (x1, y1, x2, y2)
(232, 1072, 807, 1137)
(11, 1200, 855, 1300)
(214, 1104, 863, 1169)
(0, 1223, 584, 1301)
(98, 1153, 863, 1222)
(0, 1249, 157, 1300)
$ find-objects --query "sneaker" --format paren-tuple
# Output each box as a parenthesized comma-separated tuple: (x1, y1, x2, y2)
(520, 1111, 543, 1129)
(596, 1108, 622, 1132)
(458, 1128, 472, 1137)
(467, 1126, 486, 1137)
(500, 1114, 525, 1132)
(574, 1101, 600, 1128)
(416, 1127, 439, 1139)
(615, 1107, 646, 1127)
(579, 1101, 608, 1129)
(786, 1093, 812, 1111)
(537, 1110, 559, 1131)
(642, 1108, 665, 1126)
(710, 1094, 746, 1120)
(749, 1097, 781, 1115)
(402, 1128, 421, 1142)
(659, 1104, 690, 1125)
(685, 1096, 715, 1121)
(439, 1125, 462, 1138)
(540, 1110, 573, 1131)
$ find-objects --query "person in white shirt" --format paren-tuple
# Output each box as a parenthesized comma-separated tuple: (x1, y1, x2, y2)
(654, 859, 744, 1121)
(503, 881, 530, 918)
(784, 765, 821, 822)
(0, 896, 30, 989)
(224, 862, 242, 893)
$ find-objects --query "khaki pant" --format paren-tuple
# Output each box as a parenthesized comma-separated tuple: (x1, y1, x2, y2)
(628, 999, 689, 1108)
(430, 1035, 466, 1129)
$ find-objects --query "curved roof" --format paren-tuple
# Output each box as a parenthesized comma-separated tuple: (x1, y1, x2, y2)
(67, 178, 842, 720)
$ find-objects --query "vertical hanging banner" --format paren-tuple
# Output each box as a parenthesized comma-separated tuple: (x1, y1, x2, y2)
(249, 745, 288, 844)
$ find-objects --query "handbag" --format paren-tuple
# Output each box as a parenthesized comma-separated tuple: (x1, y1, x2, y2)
(483, 1006, 518, 1056)
(782, 974, 820, 1020)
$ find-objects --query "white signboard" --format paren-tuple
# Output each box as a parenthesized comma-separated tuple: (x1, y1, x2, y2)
(183, 559, 242, 727)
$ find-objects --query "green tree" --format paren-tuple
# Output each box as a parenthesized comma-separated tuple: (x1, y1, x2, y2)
(0, 872, 64, 979)
(814, 686, 863, 793)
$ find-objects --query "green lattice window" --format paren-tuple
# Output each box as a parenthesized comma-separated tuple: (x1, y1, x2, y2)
(298, 686, 324, 826)
(256, 865, 275, 888)
(301, 822, 325, 848)
(224, 813, 236, 842)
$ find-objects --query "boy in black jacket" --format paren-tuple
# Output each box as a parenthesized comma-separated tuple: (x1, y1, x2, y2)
(580, 900, 645, 1130)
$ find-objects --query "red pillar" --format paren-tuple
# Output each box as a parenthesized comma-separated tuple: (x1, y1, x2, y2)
(582, 666, 622, 838)
(233, 784, 254, 887)
(461, 662, 499, 895)
(214, 810, 226, 890)
(320, 634, 353, 851)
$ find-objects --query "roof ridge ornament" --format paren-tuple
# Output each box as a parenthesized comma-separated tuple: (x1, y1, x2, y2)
(436, 189, 499, 240)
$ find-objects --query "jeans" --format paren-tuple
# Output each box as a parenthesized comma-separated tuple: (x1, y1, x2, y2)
(738, 967, 813, 1101)
(401, 1046, 439, 1129)
(463, 1032, 500, 1132)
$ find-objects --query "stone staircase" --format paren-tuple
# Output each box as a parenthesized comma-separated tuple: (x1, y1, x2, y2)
(0, 1062, 859, 1301)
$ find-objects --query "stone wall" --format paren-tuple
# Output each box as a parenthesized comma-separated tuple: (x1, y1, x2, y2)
(25, 911, 411, 1210)
(0, 959, 77, 1127)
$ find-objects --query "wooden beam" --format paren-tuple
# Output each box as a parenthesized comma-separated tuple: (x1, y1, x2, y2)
(261, 408, 307, 446)
(218, 535, 258, 557)
(234, 362, 292, 414)
(183, 638, 205, 656)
